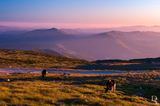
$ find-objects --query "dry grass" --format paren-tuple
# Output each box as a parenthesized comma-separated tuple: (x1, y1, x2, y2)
(0, 72, 159, 106)
(0, 49, 88, 69)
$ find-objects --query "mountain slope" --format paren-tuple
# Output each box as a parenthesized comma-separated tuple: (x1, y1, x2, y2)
(54, 31, 160, 60)
(0, 28, 75, 50)
(1, 28, 160, 60)
(19, 28, 72, 42)
(0, 49, 88, 69)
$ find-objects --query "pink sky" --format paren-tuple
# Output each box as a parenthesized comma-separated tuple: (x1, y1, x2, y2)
(1, 20, 160, 29)
(1, 0, 160, 29)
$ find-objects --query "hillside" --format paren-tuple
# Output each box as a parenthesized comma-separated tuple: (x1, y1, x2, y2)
(0, 49, 88, 69)
(1, 49, 160, 71)
(76, 57, 160, 71)
(0, 72, 159, 106)
(56, 31, 160, 60)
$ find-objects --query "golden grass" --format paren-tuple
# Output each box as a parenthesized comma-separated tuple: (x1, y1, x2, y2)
(0, 72, 159, 106)
(0, 49, 88, 69)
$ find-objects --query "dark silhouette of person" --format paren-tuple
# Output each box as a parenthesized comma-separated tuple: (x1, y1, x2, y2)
(42, 69, 47, 78)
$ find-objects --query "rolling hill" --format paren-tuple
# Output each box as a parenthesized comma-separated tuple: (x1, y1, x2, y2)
(0, 49, 160, 71)
(0, 49, 88, 69)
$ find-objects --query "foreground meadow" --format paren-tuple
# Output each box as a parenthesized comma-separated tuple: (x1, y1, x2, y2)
(0, 71, 159, 106)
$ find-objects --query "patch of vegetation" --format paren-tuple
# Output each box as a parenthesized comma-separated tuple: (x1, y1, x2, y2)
(0, 49, 88, 69)
(76, 58, 160, 71)
(0, 72, 159, 106)
(0, 49, 160, 71)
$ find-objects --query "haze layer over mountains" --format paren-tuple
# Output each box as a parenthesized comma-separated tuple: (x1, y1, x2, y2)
(0, 26, 160, 60)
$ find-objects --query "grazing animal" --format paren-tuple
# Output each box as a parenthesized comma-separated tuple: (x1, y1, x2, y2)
(42, 69, 47, 78)
(151, 95, 158, 104)
(7, 79, 10, 82)
(62, 72, 70, 78)
(104, 80, 116, 93)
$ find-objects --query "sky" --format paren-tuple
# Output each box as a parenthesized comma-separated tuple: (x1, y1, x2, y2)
(0, 0, 160, 28)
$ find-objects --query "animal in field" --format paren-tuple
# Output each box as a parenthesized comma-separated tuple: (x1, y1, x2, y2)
(62, 72, 70, 78)
(104, 80, 116, 93)
(151, 95, 158, 104)
(7, 79, 10, 82)
(42, 69, 47, 78)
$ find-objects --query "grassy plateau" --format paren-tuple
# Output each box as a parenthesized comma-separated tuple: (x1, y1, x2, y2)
(0, 49, 160, 106)
(0, 72, 159, 106)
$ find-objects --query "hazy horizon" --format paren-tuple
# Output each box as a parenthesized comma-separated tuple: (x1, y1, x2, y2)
(1, 0, 160, 60)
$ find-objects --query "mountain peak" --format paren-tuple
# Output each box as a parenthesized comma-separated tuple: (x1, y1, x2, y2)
(48, 28, 59, 31)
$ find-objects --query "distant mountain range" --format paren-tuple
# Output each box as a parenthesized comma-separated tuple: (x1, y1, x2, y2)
(0, 27, 160, 60)
(62, 25, 160, 34)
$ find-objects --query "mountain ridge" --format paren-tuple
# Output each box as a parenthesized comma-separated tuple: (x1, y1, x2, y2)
(0, 28, 160, 60)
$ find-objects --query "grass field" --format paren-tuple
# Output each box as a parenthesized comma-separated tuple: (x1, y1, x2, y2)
(0, 71, 159, 106)
(0, 49, 160, 71)
(0, 49, 160, 106)
(0, 49, 88, 69)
